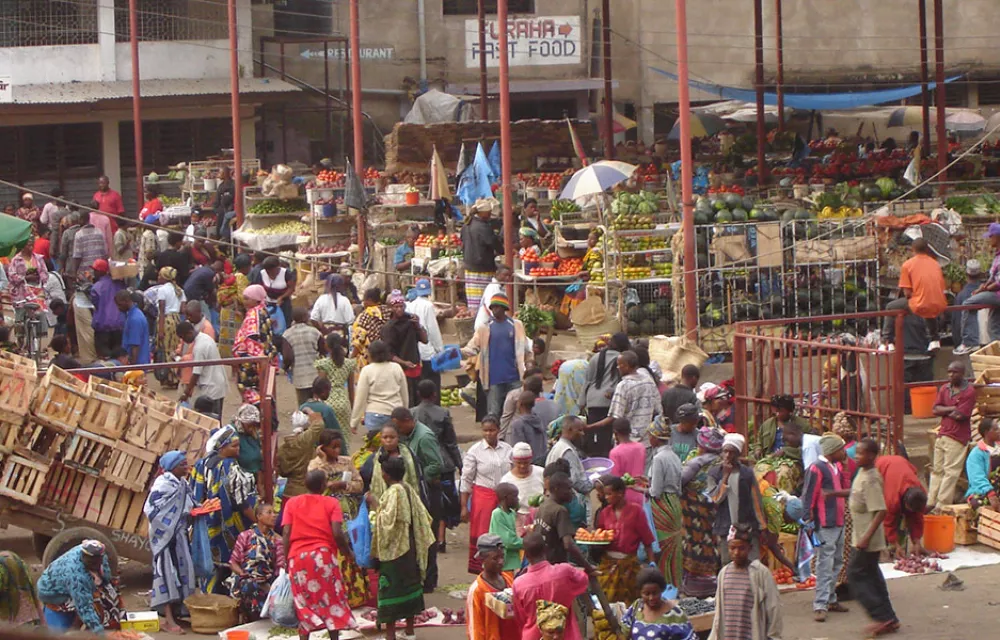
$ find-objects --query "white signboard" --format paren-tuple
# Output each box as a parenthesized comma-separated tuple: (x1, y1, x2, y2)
(465, 16, 581, 68)
(0, 77, 11, 104)
(299, 47, 395, 61)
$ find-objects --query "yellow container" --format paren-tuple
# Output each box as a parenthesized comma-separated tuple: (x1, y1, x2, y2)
(120, 611, 160, 633)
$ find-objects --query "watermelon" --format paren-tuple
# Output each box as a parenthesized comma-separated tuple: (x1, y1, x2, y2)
(639, 320, 655, 335)
(795, 209, 812, 220)
(694, 211, 709, 225)
(731, 208, 748, 222)
(627, 306, 642, 322)
(724, 193, 743, 209)
(742, 196, 755, 210)
(714, 199, 728, 211)
(715, 210, 734, 224)
(627, 321, 640, 335)
(695, 198, 713, 214)
(782, 209, 796, 223)
(748, 208, 761, 220)
(642, 303, 658, 318)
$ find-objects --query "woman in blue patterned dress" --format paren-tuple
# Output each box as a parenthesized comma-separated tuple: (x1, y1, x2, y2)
(620, 568, 695, 640)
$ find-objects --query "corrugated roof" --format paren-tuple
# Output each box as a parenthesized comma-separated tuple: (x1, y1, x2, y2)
(10, 77, 299, 104)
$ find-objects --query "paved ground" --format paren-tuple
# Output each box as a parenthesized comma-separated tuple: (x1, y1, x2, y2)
(3, 325, 982, 639)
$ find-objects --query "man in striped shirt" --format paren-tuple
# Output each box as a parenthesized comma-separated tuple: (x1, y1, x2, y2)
(587, 350, 662, 443)
(709, 525, 783, 640)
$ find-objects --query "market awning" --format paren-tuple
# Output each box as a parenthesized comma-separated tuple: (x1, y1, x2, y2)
(6, 77, 300, 105)
(650, 68, 961, 110)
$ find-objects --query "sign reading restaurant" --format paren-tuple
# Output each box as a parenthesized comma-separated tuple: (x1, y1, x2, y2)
(465, 16, 581, 68)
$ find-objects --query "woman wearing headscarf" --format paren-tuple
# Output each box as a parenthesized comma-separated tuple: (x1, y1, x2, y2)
(350, 287, 391, 369)
(698, 383, 735, 433)
(37, 540, 123, 633)
(228, 403, 263, 478)
(149, 266, 187, 389)
(518, 227, 540, 260)
(553, 358, 588, 419)
(190, 425, 258, 593)
(359, 423, 424, 501)
(310, 274, 355, 337)
(369, 456, 435, 639)
(679, 426, 725, 597)
(228, 503, 285, 622)
(218, 253, 252, 357)
(0, 551, 42, 626)
(232, 284, 278, 405)
(144, 450, 196, 633)
(646, 419, 684, 589)
(380, 288, 427, 404)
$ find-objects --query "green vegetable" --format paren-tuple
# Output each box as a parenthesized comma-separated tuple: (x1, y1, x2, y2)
(527, 494, 543, 508)
(875, 177, 897, 198)
(515, 304, 553, 339)
(247, 198, 308, 215)
(945, 196, 976, 217)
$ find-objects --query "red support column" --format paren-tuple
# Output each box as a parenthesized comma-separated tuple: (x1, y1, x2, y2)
(349, 0, 366, 263)
(753, 0, 767, 185)
(774, 0, 784, 132)
(675, 0, 697, 339)
(129, 0, 143, 208)
(918, 0, 931, 158)
(228, 0, 244, 227)
(602, 0, 614, 159)
(498, 0, 515, 268)
(478, 0, 488, 119)
(933, 0, 947, 192)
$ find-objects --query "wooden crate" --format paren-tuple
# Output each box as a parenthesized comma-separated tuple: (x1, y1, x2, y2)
(102, 441, 157, 492)
(0, 352, 38, 417)
(123, 391, 176, 454)
(62, 429, 114, 475)
(0, 455, 51, 505)
(14, 418, 69, 464)
(971, 341, 1000, 379)
(0, 411, 24, 454)
(941, 503, 978, 545)
(80, 378, 131, 439)
(977, 507, 1000, 550)
(763, 532, 798, 571)
(31, 366, 89, 431)
(41, 462, 84, 511)
(171, 407, 214, 463)
(67, 477, 147, 534)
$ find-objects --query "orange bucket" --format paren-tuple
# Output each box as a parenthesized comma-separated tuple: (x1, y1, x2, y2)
(923, 514, 956, 554)
(909, 386, 937, 418)
(405, 191, 420, 205)
(226, 631, 250, 640)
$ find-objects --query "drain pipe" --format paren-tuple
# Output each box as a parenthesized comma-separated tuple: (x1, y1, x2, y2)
(417, 0, 428, 86)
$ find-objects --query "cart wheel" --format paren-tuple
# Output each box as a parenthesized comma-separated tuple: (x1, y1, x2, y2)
(31, 533, 50, 560)
(42, 527, 119, 570)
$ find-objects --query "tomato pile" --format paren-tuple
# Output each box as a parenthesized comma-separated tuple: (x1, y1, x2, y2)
(316, 169, 342, 185)
(529, 266, 559, 277)
(795, 575, 817, 589)
(362, 166, 380, 185)
(521, 247, 540, 262)
(575, 528, 614, 543)
(557, 257, 583, 276)
(706, 184, 745, 196)
(519, 172, 568, 190)
(771, 567, 795, 585)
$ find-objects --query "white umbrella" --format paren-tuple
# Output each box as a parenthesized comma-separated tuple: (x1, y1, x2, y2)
(947, 111, 986, 132)
(559, 160, 637, 200)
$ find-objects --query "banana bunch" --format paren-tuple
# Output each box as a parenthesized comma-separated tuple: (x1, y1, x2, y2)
(818, 206, 863, 219)
(591, 609, 618, 640)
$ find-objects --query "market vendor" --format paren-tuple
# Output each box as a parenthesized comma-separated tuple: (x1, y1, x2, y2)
(521, 198, 550, 242)
(751, 394, 815, 461)
(594, 475, 656, 604)
(966, 418, 1000, 511)
(874, 454, 928, 558)
(462, 200, 504, 313)
(37, 540, 124, 634)
(518, 227, 540, 261)
(395, 226, 418, 272)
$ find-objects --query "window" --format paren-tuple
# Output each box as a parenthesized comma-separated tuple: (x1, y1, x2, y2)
(443, 0, 534, 15)
(115, 0, 227, 42)
(0, 123, 102, 181)
(0, 0, 99, 47)
(119, 119, 233, 175)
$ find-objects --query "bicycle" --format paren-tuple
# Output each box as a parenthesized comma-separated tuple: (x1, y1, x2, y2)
(19, 302, 43, 365)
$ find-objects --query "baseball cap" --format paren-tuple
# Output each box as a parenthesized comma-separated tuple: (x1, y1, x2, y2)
(474, 533, 504, 558)
(414, 278, 432, 297)
(675, 403, 700, 421)
(92, 259, 109, 274)
(967, 259, 983, 277)
(984, 222, 1000, 238)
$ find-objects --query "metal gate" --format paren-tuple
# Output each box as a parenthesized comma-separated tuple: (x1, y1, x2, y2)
(732, 311, 907, 453)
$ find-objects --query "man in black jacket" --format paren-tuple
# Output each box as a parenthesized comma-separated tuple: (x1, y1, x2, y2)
(461, 202, 504, 314)
(412, 379, 463, 552)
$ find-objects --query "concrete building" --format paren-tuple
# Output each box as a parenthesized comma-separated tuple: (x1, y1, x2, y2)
(0, 0, 298, 212)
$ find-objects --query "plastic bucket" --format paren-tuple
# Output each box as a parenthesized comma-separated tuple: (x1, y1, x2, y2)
(405, 191, 420, 205)
(226, 631, 250, 640)
(909, 386, 937, 418)
(923, 514, 956, 554)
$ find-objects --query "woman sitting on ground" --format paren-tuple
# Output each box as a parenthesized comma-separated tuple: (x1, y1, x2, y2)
(228, 503, 286, 622)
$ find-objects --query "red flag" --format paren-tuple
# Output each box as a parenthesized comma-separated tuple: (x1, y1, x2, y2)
(567, 117, 589, 167)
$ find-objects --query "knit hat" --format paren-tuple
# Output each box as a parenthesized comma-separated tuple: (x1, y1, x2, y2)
(489, 293, 510, 310)
(820, 433, 846, 457)
(387, 289, 406, 305)
(723, 432, 745, 453)
(159, 450, 186, 472)
(647, 415, 671, 440)
(81, 540, 105, 557)
(511, 442, 534, 460)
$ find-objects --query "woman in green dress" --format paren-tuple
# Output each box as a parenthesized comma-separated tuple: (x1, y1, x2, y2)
(315, 333, 356, 440)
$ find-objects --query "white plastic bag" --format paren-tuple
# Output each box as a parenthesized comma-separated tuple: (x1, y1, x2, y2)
(260, 568, 298, 627)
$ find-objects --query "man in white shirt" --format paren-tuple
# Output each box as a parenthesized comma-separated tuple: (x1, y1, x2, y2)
(474, 265, 513, 331)
(406, 278, 445, 389)
(310, 274, 356, 335)
(177, 321, 228, 417)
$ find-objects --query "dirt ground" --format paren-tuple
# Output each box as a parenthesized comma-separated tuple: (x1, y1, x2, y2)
(3, 326, 984, 639)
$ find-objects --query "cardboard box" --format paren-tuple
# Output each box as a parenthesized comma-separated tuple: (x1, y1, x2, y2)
(485, 591, 513, 619)
(120, 611, 160, 632)
(110, 261, 140, 281)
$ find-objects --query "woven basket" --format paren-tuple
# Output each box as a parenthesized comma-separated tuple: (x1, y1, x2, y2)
(971, 342, 1000, 379)
(575, 318, 623, 351)
(184, 593, 239, 633)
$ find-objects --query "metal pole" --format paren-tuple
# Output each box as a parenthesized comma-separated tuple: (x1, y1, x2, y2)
(498, 0, 515, 268)
(774, 0, 784, 132)
(129, 0, 143, 209)
(675, 0, 697, 339)
(933, 0, 947, 191)
(918, 0, 931, 158)
(753, 0, 767, 185)
(601, 0, 614, 159)
(228, 0, 244, 227)
(478, 0, 488, 119)
(349, 0, 366, 263)
(324, 40, 331, 156)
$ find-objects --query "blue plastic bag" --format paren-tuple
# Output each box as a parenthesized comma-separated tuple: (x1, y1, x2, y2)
(191, 515, 214, 580)
(430, 345, 462, 373)
(795, 524, 817, 582)
(642, 500, 662, 555)
(347, 499, 373, 568)
(261, 569, 298, 627)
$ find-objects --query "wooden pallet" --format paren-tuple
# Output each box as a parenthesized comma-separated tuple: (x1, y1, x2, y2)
(68, 476, 148, 534)
(31, 366, 89, 432)
(14, 419, 69, 464)
(977, 507, 1000, 550)
(102, 441, 157, 492)
(0, 353, 38, 417)
(62, 429, 114, 475)
(40, 462, 83, 510)
(0, 455, 51, 505)
(171, 408, 214, 463)
(80, 378, 131, 439)
(123, 390, 176, 454)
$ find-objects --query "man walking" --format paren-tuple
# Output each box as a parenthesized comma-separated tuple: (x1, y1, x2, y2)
(281, 307, 322, 405)
(512, 531, 590, 640)
(848, 438, 900, 637)
(118, 290, 150, 366)
(928, 361, 976, 511)
(586, 351, 662, 443)
(90, 260, 125, 358)
(177, 321, 228, 418)
(92, 175, 124, 254)
(708, 525, 783, 640)
(405, 278, 445, 390)
(462, 293, 527, 421)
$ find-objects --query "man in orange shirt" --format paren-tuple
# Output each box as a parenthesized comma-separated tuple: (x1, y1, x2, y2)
(882, 238, 946, 351)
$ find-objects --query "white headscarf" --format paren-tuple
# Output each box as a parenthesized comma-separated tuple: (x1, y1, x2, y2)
(723, 432, 745, 453)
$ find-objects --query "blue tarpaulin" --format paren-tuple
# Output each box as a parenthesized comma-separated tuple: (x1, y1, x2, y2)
(650, 68, 962, 111)
(456, 143, 496, 205)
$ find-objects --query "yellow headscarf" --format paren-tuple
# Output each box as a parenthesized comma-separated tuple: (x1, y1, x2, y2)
(122, 370, 145, 388)
(536, 601, 569, 634)
(158, 266, 177, 282)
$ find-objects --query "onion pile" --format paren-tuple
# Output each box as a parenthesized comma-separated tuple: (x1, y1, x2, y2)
(893, 552, 947, 574)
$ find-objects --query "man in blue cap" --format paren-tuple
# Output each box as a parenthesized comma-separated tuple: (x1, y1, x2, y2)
(406, 277, 444, 392)
(958, 223, 1000, 351)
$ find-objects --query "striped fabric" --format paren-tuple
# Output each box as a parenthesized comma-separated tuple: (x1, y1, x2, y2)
(721, 564, 754, 640)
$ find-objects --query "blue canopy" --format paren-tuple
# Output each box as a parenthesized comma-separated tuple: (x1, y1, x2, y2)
(650, 68, 962, 111)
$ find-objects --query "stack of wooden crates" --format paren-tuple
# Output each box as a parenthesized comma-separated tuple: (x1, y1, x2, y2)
(0, 363, 214, 540)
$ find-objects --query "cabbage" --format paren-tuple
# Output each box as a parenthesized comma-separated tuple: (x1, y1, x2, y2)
(876, 177, 896, 198)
